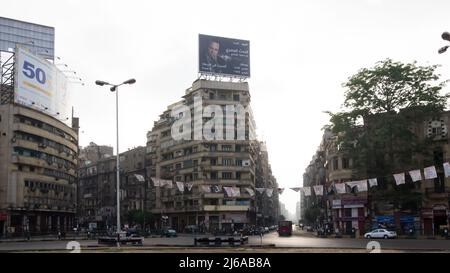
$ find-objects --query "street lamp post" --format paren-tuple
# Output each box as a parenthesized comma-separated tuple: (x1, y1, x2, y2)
(95, 78, 136, 239)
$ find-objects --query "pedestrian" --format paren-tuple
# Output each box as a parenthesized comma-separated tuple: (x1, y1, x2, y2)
(57, 230, 61, 240)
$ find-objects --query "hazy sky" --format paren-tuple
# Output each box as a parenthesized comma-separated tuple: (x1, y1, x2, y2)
(3, 0, 450, 217)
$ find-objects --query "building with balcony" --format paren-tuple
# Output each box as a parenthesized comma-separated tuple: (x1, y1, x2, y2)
(77, 146, 148, 230)
(146, 79, 267, 233)
(0, 103, 79, 236)
(254, 141, 279, 227)
(303, 109, 450, 236)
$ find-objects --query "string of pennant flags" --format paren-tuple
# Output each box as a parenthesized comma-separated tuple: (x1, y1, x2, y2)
(135, 176, 288, 198)
(133, 162, 450, 198)
(297, 162, 450, 197)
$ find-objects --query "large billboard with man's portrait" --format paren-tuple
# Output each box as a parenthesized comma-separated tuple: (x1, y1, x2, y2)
(198, 34, 250, 77)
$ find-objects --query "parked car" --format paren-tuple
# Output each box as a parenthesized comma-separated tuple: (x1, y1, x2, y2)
(364, 229, 397, 239)
(306, 226, 314, 232)
(161, 228, 178, 237)
(184, 225, 199, 233)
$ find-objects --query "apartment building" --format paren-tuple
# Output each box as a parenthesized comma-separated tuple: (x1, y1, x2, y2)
(146, 79, 260, 233)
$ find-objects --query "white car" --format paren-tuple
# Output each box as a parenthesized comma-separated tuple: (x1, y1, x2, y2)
(364, 229, 397, 239)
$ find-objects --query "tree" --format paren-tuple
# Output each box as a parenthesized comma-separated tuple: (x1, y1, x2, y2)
(126, 210, 154, 229)
(304, 207, 321, 225)
(327, 59, 448, 211)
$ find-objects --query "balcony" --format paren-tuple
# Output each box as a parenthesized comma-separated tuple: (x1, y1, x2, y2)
(425, 187, 450, 199)
(13, 139, 76, 164)
(13, 123, 77, 152)
(204, 193, 224, 198)
(203, 205, 250, 212)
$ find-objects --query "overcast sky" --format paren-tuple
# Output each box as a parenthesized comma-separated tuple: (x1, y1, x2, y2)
(3, 0, 450, 217)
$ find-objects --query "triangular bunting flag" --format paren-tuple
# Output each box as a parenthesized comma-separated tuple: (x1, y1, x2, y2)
(176, 182, 184, 192)
(356, 180, 368, 192)
(302, 187, 311, 196)
(290, 187, 302, 192)
(186, 182, 194, 191)
(444, 162, 450, 178)
(223, 187, 233, 197)
(278, 188, 285, 195)
(151, 178, 160, 187)
(201, 185, 211, 193)
(409, 169, 422, 182)
(134, 174, 145, 182)
(256, 188, 266, 194)
(424, 166, 437, 180)
(368, 178, 378, 188)
(231, 187, 241, 197)
(246, 188, 255, 197)
(393, 173, 405, 185)
(335, 183, 346, 194)
(313, 185, 323, 196)
(165, 180, 173, 188)
(266, 189, 274, 197)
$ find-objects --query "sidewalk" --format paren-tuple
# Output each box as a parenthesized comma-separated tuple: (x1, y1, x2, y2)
(292, 228, 450, 240)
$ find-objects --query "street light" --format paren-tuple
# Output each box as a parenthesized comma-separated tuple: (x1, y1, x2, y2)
(442, 32, 450, 42)
(439, 31, 450, 54)
(95, 78, 136, 238)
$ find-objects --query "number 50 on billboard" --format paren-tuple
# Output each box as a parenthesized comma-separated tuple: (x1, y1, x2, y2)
(14, 46, 69, 122)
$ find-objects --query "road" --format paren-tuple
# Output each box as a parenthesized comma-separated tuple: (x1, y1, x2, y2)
(1, 229, 450, 252)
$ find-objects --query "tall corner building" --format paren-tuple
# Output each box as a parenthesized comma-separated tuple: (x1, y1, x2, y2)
(0, 17, 78, 236)
(146, 79, 266, 232)
(0, 104, 79, 235)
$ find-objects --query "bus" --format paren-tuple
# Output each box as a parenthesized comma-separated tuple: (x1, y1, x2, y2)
(278, 220, 293, 236)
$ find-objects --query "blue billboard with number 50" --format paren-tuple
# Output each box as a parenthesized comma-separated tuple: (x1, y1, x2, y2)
(14, 46, 70, 123)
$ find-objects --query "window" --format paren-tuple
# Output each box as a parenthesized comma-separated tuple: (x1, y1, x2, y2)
(236, 172, 241, 179)
(210, 172, 218, 180)
(222, 158, 233, 166)
(193, 146, 198, 153)
(210, 144, 217, 152)
(193, 160, 198, 166)
(233, 94, 240, 101)
(209, 92, 215, 99)
(222, 145, 232, 151)
(333, 157, 339, 170)
(236, 159, 243, 166)
(175, 163, 182, 169)
(210, 158, 217, 166)
(342, 158, 350, 169)
(235, 145, 241, 152)
(222, 172, 232, 179)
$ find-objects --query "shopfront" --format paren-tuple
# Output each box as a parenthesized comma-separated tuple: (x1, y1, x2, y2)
(331, 197, 368, 235)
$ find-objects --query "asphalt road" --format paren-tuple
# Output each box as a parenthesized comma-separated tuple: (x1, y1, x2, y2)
(1, 230, 450, 252)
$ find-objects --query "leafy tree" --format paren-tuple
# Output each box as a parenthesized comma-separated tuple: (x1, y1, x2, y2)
(327, 59, 448, 211)
(304, 207, 321, 224)
(126, 210, 154, 228)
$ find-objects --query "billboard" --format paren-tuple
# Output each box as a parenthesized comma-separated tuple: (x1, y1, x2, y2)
(14, 47, 71, 124)
(199, 34, 250, 77)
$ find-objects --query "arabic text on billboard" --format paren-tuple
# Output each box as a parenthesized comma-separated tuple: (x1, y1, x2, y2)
(199, 34, 250, 77)
(14, 47, 70, 124)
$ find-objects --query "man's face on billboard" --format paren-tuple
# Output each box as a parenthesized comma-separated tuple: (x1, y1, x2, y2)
(208, 42, 219, 60)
